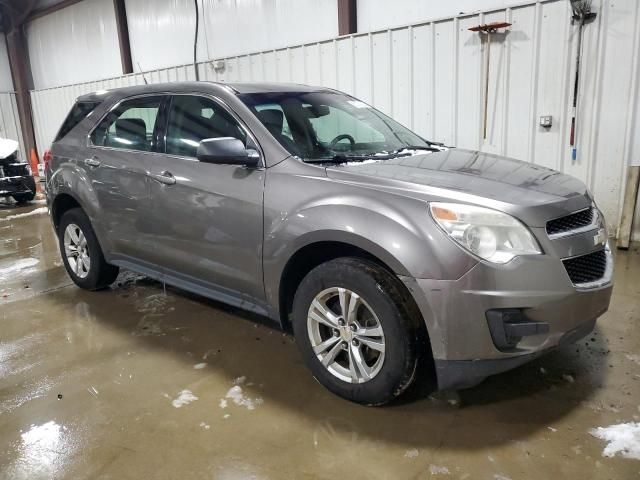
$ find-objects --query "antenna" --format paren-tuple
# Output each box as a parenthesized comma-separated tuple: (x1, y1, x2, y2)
(137, 62, 149, 85)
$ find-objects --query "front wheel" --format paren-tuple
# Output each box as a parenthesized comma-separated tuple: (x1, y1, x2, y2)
(58, 208, 119, 290)
(292, 257, 421, 405)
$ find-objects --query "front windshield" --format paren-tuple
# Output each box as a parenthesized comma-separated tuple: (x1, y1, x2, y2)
(239, 91, 431, 161)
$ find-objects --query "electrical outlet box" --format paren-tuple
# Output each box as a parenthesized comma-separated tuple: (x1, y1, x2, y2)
(540, 116, 553, 128)
(212, 60, 226, 72)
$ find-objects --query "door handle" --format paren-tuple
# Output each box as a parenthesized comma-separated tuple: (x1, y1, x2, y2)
(84, 157, 101, 168)
(149, 171, 176, 185)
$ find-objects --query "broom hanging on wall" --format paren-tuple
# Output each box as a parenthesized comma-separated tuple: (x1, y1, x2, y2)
(468, 21, 512, 141)
(569, 0, 597, 161)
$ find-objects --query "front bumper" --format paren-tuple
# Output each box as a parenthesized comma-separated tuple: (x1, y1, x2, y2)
(0, 175, 36, 197)
(401, 246, 613, 390)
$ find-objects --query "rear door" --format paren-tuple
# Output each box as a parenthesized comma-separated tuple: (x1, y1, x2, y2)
(145, 94, 266, 304)
(87, 95, 166, 263)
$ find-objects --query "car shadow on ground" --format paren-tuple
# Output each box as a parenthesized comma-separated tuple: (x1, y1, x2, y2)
(46, 269, 608, 450)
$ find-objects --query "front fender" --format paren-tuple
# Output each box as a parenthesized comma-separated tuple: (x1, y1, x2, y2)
(263, 183, 477, 310)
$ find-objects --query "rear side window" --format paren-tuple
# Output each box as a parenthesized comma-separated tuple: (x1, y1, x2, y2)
(55, 101, 100, 141)
(90, 97, 162, 152)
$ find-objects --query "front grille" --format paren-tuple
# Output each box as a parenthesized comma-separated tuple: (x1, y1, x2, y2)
(563, 249, 607, 284)
(546, 208, 594, 236)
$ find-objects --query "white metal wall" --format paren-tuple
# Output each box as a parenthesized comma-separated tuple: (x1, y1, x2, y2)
(0, 36, 24, 161)
(0, 93, 26, 162)
(26, 0, 123, 90)
(126, 0, 340, 71)
(30, 0, 640, 240)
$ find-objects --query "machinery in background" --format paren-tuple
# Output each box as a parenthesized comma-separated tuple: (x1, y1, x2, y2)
(0, 138, 36, 204)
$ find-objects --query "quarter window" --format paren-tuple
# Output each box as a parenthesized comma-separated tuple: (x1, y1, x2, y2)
(56, 101, 100, 142)
(90, 97, 162, 152)
(165, 96, 246, 158)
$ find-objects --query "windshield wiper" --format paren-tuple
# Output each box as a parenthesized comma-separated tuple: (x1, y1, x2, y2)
(393, 145, 443, 154)
(304, 153, 396, 164)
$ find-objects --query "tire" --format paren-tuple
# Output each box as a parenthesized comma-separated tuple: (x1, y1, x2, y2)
(13, 192, 35, 204)
(58, 208, 119, 290)
(292, 257, 421, 405)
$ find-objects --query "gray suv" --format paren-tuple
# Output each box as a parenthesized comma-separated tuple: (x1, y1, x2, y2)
(46, 82, 613, 405)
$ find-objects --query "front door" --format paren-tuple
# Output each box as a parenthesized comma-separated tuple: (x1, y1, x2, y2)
(145, 94, 265, 305)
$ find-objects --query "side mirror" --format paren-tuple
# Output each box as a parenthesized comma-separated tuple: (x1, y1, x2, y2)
(196, 137, 260, 167)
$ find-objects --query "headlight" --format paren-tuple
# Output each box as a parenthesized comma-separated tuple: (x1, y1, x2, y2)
(429, 202, 542, 264)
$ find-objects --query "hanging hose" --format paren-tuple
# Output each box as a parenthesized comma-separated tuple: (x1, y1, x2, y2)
(568, 0, 596, 161)
(193, 0, 200, 81)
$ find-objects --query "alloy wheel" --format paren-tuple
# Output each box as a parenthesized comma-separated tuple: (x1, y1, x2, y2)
(307, 287, 385, 383)
(63, 223, 91, 279)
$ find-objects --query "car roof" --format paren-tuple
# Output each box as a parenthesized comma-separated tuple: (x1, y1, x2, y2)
(76, 81, 332, 103)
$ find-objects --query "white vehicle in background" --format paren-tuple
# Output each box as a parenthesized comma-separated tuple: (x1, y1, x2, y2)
(0, 138, 36, 204)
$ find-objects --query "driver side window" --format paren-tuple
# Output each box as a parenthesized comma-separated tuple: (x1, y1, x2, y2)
(165, 96, 247, 158)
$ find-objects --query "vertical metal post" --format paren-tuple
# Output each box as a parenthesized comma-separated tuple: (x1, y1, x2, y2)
(113, 0, 133, 74)
(5, 29, 38, 159)
(337, 0, 357, 36)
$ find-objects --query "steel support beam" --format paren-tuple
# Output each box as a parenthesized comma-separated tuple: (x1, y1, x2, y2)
(113, 0, 133, 74)
(5, 29, 37, 159)
(337, 0, 357, 36)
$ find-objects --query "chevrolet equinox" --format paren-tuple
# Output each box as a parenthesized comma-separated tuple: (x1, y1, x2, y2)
(45, 82, 614, 405)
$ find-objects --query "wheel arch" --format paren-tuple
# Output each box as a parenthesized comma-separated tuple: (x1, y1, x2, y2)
(277, 237, 418, 331)
(51, 192, 84, 229)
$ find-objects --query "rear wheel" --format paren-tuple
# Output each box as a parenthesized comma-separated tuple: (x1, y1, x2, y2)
(13, 192, 35, 204)
(292, 257, 421, 405)
(58, 208, 119, 290)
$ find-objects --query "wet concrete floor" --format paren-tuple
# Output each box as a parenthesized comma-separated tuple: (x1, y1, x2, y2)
(1, 200, 639, 479)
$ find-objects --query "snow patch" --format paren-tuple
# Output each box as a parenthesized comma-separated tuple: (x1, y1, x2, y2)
(429, 465, 450, 475)
(199, 422, 210, 430)
(626, 354, 640, 365)
(0, 207, 48, 222)
(219, 399, 228, 409)
(193, 363, 207, 369)
(225, 385, 263, 410)
(171, 389, 198, 408)
(562, 374, 575, 383)
(494, 475, 512, 480)
(404, 449, 419, 458)
(590, 422, 640, 460)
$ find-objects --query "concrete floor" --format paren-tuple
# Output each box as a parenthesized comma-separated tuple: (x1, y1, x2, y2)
(1, 200, 639, 480)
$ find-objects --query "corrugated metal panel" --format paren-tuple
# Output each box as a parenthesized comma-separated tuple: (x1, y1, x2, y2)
(357, 0, 522, 32)
(29, 0, 640, 240)
(26, 0, 122, 90)
(0, 93, 26, 162)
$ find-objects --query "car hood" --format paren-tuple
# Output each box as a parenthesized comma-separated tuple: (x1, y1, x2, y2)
(0, 138, 19, 160)
(324, 148, 592, 227)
